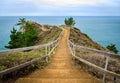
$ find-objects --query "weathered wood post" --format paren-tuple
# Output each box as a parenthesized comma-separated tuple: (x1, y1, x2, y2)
(48, 43, 50, 54)
(74, 44, 76, 62)
(73, 44, 76, 56)
(51, 42, 54, 55)
(53, 42, 56, 54)
(0, 74, 3, 82)
(103, 56, 109, 83)
(68, 40, 69, 46)
(0, 78, 3, 83)
(45, 45, 48, 62)
(72, 42, 76, 62)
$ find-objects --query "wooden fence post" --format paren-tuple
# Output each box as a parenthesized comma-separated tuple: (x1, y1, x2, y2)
(53, 42, 56, 53)
(73, 44, 76, 56)
(0, 79, 3, 83)
(0, 75, 3, 80)
(103, 56, 109, 83)
(45, 45, 48, 62)
(72, 43, 76, 61)
(48, 45, 50, 54)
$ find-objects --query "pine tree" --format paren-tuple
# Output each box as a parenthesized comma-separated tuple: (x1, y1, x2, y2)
(106, 44, 118, 54)
(64, 17, 75, 26)
(5, 27, 23, 49)
(5, 18, 38, 49)
(23, 22, 38, 46)
(16, 18, 27, 29)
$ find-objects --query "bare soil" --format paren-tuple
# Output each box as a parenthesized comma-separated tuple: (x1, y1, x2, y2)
(15, 27, 101, 83)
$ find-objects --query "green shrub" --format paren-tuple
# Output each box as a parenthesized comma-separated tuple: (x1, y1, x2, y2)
(5, 18, 38, 49)
(106, 44, 118, 54)
(64, 17, 75, 26)
(5, 28, 23, 48)
(22, 22, 38, 46)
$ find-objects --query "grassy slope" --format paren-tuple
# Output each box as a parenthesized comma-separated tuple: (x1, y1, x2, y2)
(69, 27, 108, 51)
(0, 23, 62, 71)
(0, 49, 45, 71)
(36, 26, 62, 44)
(30, 22, 62, 44)
(70, 27, 120, 82)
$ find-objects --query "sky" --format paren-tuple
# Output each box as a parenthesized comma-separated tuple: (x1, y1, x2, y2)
(0, 0, 120, 16)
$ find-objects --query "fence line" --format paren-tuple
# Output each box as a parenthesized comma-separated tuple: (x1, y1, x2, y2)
(0, 28, 63, 77)
(68, 39, 120, 82)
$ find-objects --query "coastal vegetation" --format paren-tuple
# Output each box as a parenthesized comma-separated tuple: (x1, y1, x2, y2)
(1, 17, 119, 82)
(0, 49, 46, 71)
(69, 27, 108, 50)
(5, 18, 38, 49)
(69, 25, 120, 82)
(1, 19, 62, 71)
(106, 44, 118, 54)
(36, 26, 62, 44)
(1, 18, 62, 82)
(76, 47, 120, 82)
(5, 18, 62, 49)
(64, 17, 75, 26)
(16, 18, 27, 29)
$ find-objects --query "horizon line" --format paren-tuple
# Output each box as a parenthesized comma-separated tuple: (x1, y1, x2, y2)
(0, 15, 120, 17)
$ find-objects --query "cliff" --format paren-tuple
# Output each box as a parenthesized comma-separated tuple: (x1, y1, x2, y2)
(29, 21, 62, 45)
(69, 27, 108, 51)
(0, 22, 62, 71)
(69, 27, 120, 82)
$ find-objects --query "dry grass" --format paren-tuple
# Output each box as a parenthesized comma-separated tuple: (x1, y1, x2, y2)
(76, 48, 120, 82)
(0, 25, 62, 71)
(0, 48, 46, 71)
(70, 27, 108, 51)
(36, 26, 62, 44)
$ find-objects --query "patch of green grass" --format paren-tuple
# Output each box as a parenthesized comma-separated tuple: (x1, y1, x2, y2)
(0, 65, 6, 71)
(0, 25, 62, 82)
(37, 26, 62, 44)
(0, 26, 62, 72)
(83, 51, 91, 54)
(1, 59, 48, 82)
(70, 28, 108, 51)
(0, 49, 46, 71)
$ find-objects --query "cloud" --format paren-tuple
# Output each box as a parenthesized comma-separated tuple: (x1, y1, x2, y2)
(20, 0, 107, 7)
(0, 0, 120, 16)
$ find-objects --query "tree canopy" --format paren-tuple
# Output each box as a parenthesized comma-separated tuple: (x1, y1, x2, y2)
(16, 18, 27, 29)
(64, 17, 75, 26)
(5, 18, 38, 49)
(106, 44, 118, 54)
(5, 28, 23, 49)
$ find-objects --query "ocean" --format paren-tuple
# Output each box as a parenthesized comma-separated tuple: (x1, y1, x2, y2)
(0, 16, 120, 54)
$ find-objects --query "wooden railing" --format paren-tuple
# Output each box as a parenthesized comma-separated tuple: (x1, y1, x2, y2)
(68, 40, 120, 82)
(0, 28, 63, 77)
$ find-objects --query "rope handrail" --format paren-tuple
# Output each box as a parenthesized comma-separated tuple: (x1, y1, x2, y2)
(68, 39, 120, 82)
(0, 28, 63, 77)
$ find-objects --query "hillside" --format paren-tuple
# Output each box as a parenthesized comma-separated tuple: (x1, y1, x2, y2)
(29, 21, 62, 45)
(0, 22, 62, 70)
(69, 27, 108, 51)
(69, 27, 120, 82)
(0, 22, 62, 83)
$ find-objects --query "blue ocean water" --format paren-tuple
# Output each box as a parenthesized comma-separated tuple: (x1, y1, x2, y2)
(0, 16, 120, 54)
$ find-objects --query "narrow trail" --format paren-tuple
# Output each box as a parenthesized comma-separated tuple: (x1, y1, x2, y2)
(16, 28, 101, 83)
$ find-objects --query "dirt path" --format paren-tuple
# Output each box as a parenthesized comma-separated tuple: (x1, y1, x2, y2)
(16, 28, 101, 83)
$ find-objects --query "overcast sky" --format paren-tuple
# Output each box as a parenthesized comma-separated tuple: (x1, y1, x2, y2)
(0, 0, 120, 16)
